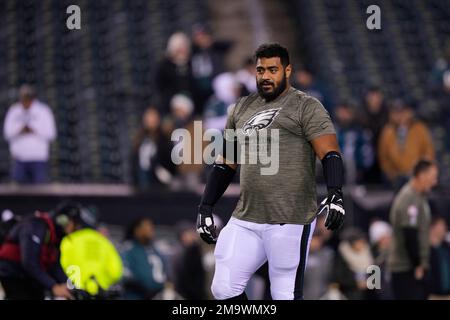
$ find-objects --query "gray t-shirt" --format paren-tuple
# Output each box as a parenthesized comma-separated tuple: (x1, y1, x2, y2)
(224, 87, 336, 224)
(388, 182, 431, 272)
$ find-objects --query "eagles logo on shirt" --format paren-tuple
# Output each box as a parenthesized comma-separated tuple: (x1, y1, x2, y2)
(242, 108, 281, 135)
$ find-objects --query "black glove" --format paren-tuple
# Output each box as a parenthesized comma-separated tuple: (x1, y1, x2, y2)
(196, 204, 218, 244)
(317, 188, 345, 231)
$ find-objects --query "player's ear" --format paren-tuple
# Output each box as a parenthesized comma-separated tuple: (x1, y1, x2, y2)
(285, 64, 292, 78)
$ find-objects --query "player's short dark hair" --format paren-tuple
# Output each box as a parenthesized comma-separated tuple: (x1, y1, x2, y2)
(125, 216, 153, 240)
(413, 159, 436, 177)
(18, 84, 36, 100)
(430, 215, 447, 227)
(254, 43, 290, 67)
(340, 227, 367, 245)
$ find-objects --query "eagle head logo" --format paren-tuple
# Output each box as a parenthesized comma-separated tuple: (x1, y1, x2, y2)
(242, 108, 281, 135)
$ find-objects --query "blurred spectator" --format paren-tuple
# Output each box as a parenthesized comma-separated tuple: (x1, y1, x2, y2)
(0, 210, 20, 246)
(191, 24, 233, 114)
(293, 67, 334, 112)
(332, 227, 374, 300)
(315, 214, 340, 251)
(378, 99, 435, 189)
(201, 214, 223, 300)
(235, 57, 257, 95)
(121, 218, 167, 300)
(172, 221, 207, 300)
(334, 103, 374, 185)
(167, 94, 203, 191)
(97, 223, 111, 239)
(369, 220, 393, 299)
(131, 107, 175, 188)
(59, 204, 123, 296)
(304, 229, 335, 300)
(203, 72, 240, 130)
(168, 94, 196, 130)
(156, 32, 193, 115)
(430, 41, 450, 129)
(429, 41, 450, 94)
(388, 160, 438, 300)
(3, 84, 57, 184)
(0, 204, 81, 300)
(320, 283, 348, 300)
(427, 216, 450, 300)
(359, 86, 388, 184)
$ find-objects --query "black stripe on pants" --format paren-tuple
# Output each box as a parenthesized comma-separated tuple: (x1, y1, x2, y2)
(293, 224, 311, 300)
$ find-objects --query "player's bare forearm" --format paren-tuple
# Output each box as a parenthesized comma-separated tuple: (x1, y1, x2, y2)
(310, 134, 340, 160)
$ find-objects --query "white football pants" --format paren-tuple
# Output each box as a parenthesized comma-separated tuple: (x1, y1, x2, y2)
(211, 216, 316, 300)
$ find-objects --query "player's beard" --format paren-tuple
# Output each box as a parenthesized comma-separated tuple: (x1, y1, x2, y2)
(257, 73, 287, 102)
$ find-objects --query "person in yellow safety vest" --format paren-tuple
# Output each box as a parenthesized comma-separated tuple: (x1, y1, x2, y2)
(59, 203, 123, 296)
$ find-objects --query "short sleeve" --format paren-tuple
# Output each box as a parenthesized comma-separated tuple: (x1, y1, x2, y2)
(222, 101, 239, 163)
(225, 103, 236, 130)
(299, 97, 336, 141)
(224, 100, 240, 142)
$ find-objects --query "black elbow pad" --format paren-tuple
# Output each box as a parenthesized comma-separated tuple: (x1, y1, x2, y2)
(322, 151, 344, 190)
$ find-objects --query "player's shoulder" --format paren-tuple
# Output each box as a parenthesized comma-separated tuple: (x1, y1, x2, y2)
(232, 92, 259, 116)
(237, 92, 260, 108)
(291, 88, 323, 108)
(393, 184, 417, 208)
(290, 88, 327, 117)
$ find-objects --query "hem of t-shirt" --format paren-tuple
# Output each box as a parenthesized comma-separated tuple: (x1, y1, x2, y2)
(307, 130, 336, 142)
(232, 213, 316, 225)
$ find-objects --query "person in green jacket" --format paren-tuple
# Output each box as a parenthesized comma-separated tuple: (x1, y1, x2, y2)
(121, 217, 167, 300)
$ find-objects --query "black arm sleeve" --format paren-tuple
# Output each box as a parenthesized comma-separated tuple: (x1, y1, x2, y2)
(403, 227, 420, 267)
(200, 163, 236, 207)
(19, 220, 57, 290)
(321, 151, 344, 191)
(221, 137, 238, 164)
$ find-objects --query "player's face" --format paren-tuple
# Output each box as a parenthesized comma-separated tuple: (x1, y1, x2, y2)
(420, 165, 439, 193)
(63, 220, 76, 235)
(351, 239, 367, 252)
(143, 108, 160, 130)
(432, 219, 447, 241)
(137, 219, 155, 244)
(20, 97, 33, 109)
(366, 91, 383, 112)
(256, 57, 291, 101)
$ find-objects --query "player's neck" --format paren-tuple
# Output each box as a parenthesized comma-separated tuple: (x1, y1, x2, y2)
(281, 83, 291, 96)
(263, 84, 291, 103)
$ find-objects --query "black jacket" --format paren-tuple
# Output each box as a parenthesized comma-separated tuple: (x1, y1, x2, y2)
(0, 216, 67, 290)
